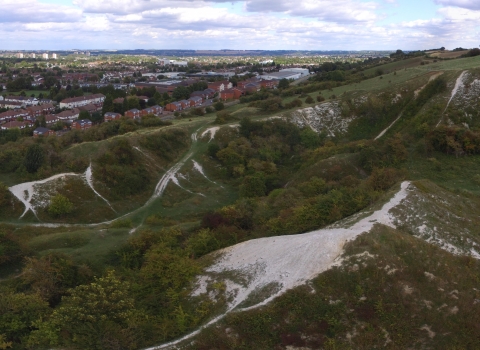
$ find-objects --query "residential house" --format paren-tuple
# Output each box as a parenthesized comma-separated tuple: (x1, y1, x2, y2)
(72, 119, 92, 130)
(44, 114, 59, 125)
(0, 101, 24, 109)
(124, 109, 141, 119)
(165, 101, 183, 112)
(78, 103, 100, 114)
(207, 81, 233, 92)
(26, 103, 55, 118)
(59, 94, 105, 109)
(243, 83, 261, 93)
(190, 91, 208, 100)
(1, 121, 32, 130)
(219, 88, 244, 101)
(188, 96, 203, 107)
(203, 88, 216, 99)
(104, 112, 122, 122)
(0, 109, 29, 123)
(179, 100, 193, 109)
(33, 127, 54, 137)
(259, 79, 279, 89)
(56, 108, 80, 121)
(141, 105, 163, 117)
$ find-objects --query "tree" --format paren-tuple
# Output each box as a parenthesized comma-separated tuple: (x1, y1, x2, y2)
(21, 253, 90, 304)
(24, 144, 44, 173)
(240, 173, 267, 197)
(278, 78, 290, 89)
(127, 96, 140, 110)
(78, 110, 90, 120)
(0, 182, 10, 208)
(214, 101, 224, 111)
(0, 290, 49, 346)
(102, 94, 114, 116)
(29, 271, 141, 350)
(48, 194, 73, 217)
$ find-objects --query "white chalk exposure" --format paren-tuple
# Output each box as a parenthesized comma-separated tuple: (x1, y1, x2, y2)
(375, 113, 403, 140)
(192, 160, 222, 187)
(148, 182, 411, 349)
(436, 71, 467, 127)
(201, 127, 220, 142)
(85, 164, 116, 212)
(9, 173, 77, 219)
(151, 156, 190, 200)
(202, 181, 411, 311)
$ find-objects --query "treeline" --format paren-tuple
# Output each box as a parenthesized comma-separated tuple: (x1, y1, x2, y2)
(428, 126, 480, 157)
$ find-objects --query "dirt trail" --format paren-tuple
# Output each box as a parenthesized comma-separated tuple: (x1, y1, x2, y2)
(414, 71, 444, 97)
(375, 112, 403, 140)
(436, 71, 467, 127)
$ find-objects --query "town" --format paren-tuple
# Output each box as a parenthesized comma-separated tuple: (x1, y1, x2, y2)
(0, 53, 316, 137)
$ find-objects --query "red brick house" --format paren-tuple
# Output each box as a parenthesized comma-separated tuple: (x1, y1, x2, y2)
(188, 96, 203, 107)
(124, 109, 141, 119)
(204, 88, 216, 99)
(26, 103, 55, 118)
(220, 88, 244, 101)
(72, 119, 92, 130)
(33, 127, 55, 137)
(141, 105, 163, 117)
(179, 100, 192, 109)
(207, 81, 232, 92)
(165, 102, 183, 112)
(104, 112, 122, 122)
(259, 80, 279, 89)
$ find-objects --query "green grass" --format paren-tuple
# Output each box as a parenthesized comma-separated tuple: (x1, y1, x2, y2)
(28, 227, 131, 270)
(407, 152, 480, 195)
(4, 90, 47, 97)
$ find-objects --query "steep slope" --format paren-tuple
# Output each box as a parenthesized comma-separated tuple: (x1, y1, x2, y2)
(151, 180, 480, 349)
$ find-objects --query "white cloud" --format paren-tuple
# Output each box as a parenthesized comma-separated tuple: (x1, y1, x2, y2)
(3, 0, 480, 50)
(0, 0, 82, 23)
(435, 0, 480, 10)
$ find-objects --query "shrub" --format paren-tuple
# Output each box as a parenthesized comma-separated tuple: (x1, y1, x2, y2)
(24, 144, 44, 173)
(48, 194, 74, 217)
(110, 219, 133, 228)
(214, 102, 225, 111)
(305, 96, 314, 104)
(285, 99, 303, 109)
(316, 95, 325, 102)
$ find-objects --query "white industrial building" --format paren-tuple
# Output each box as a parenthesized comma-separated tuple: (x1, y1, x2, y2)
(261, 68, 310, 81)
(158, 58, 188, 67)
(280, 68, 310, 77)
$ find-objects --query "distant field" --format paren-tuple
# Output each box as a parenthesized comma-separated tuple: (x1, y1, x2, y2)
(428, 50, 468, 59)
(3, 90, 46, 97)
(363, 56, 424, 75)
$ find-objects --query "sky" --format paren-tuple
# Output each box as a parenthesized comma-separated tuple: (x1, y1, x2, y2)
(0, 0, 479, 50)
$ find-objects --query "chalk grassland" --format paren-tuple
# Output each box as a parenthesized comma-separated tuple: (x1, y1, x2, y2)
(428, 50, 469, 59)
